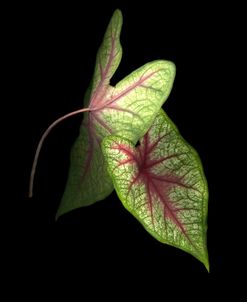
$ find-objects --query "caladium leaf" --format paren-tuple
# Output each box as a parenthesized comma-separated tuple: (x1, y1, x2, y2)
(57, 10, 176, 218)
(102, 110, 209, 270)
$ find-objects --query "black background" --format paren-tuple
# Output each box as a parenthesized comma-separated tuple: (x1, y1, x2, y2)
(6, 0, 240, 294)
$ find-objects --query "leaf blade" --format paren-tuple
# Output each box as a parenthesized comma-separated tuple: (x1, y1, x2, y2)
(56, 117, 113, 219)
(102, 110, 209, 270)
(96, 60, 176, 142)
(89, 9, 123, 108)
(57, 10, 123, 218)
(57, 10, 176, 218)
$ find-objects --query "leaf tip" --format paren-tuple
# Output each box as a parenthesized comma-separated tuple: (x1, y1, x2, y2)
(111, 8, 123, 28)
(196, 248, 209, 272)
(55, 207, 63, 221)
(201, 255, 210, 272)
(114, 8, 122, 17)
(55, 212, 60, 222)
(165, 60, 176, 80)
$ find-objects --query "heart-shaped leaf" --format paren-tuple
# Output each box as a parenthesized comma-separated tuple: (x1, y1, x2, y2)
(57, 10, 176, 218)
(102, 110, 209, 270)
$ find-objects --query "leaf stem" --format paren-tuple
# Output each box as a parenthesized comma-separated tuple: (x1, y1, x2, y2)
(29, 108, 90, 198)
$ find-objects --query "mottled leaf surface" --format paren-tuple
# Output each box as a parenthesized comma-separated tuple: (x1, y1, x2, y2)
(57, 10, 176, 218)
(102, 110, 209, 270)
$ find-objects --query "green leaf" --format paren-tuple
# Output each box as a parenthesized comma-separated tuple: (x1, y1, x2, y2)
(102, 110, 209, 270)
(57, 10, 176, 218)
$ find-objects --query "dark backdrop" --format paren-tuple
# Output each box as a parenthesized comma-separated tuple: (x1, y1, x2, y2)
(7, 0, 238, 294)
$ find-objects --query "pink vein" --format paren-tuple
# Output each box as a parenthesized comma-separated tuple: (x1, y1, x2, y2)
(146, 132, 171, 154)
(112, 144, 138, 162)
(101, 34, 116, 79)
(146, 153, 186, 169)
(126, 171, 141, 199)
(79, 115, 95, 182)
(90, 33, 116, 107)
(146, 178, 154, 224)
(117, 158, 134, 167)
(149, 173, 198, 191)
(104, 105, 142, 118)
(102, 71, 157, 108)
(148, 176, 193, 244)
(91, 112, 112, 134)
